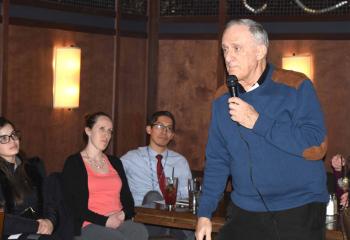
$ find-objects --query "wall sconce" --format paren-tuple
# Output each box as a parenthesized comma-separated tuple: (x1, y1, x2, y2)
(53, 46, 81, 108)
(282, 54, 313, 81)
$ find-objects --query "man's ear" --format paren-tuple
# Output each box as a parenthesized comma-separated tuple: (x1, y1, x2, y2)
(256, 44, 267, 60)
(146, 126, 152, 135)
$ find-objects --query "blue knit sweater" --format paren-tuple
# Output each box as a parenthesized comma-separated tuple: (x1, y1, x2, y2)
(198, 64, 328, 219)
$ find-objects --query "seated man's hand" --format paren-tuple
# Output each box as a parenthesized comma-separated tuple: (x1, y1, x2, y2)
(37, 219, 54, 235)
(195, 217, 212, 240)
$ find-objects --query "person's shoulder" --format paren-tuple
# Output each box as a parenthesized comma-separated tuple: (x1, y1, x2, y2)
(66, 152, 82, 161)
(121, 146, 147, 161)
(63, 152, 83, 167)
(270, 66, 309, 90)
(168, 149, 187, 161)
(106, 155, 122, 165)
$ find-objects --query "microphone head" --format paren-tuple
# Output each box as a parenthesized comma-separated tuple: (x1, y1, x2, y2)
(226, 75, 238, 88)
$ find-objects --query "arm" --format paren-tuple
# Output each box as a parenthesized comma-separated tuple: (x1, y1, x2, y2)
(110, 156, 135, 220)
(198, 101, 231, 219)
(176, 156, 192, 199)
(253, 80, 327, 160)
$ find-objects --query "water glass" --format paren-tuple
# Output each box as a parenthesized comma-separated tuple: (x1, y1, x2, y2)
(164, 177, 178, 211)
(188, 178, 201, 214)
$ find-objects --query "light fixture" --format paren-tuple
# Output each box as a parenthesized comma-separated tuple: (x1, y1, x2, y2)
(243, 0, 348, 14)
(282, 54, 312, 81)
(53, 46, 81, 109)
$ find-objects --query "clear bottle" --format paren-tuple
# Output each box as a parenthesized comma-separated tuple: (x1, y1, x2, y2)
(326, 194, 334, 216)
(332, 194, 338, 215)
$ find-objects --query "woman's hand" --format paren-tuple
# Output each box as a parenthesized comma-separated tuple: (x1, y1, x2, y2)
(340, 192, 349, 208)
(331, 154, 344, 172)
(37, 219, 54, 235)
(105, 211, 125, 229)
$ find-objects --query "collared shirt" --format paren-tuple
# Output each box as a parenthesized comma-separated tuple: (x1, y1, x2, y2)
(121, 146, 192, 206)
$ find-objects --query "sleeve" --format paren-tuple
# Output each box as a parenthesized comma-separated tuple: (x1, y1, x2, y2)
(0, 182, 39, 235)
(62, 155, 108, 227)
(253, 80, 327, 160)
(3, 214, 39, 235)
(177, 156, 192, 199)
(120, 152, 131, 177)
(112, 157, 135, 219)
(197, 102, 231, 219)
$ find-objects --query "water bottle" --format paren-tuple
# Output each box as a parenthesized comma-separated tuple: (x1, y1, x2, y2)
(332, 194, 338, 215)
(326, 194, 334, 216)
(326, 194, 338, 230)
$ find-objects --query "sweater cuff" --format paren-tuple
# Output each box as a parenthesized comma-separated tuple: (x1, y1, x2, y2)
(252, 113, 274, 137)
(197, 198, 217, 219)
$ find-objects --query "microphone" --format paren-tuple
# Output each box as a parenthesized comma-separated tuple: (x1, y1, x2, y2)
(226, 75, 239, 97)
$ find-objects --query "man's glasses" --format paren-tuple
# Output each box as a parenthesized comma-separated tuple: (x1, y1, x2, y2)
(152, 123, 174, 133)
(0, 131, 21, 144)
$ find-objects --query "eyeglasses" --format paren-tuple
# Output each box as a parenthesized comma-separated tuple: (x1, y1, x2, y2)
(0, 130, 21, 144)
(152, 123, 174, 133)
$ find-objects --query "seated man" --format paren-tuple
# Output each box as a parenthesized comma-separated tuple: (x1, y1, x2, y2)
(121, 111, 193, 239)
(121, 110, 192, 206)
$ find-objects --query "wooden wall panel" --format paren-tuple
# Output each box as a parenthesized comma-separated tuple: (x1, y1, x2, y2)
(158, 40, 218, 171)
(268, 40, 350, 169)
(116, 37, 148, 157)
(157, 39, 350, 172)
(6, 25, 114, 172)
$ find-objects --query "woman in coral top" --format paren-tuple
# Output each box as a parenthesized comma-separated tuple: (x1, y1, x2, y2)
(62, 112, 148, 240)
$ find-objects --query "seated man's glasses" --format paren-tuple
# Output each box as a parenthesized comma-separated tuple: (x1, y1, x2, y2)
(0, 130, 21, 144)
(152, 123, 174, 133)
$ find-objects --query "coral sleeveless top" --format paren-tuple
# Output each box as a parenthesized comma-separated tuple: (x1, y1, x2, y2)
(82, 158, 122, 227)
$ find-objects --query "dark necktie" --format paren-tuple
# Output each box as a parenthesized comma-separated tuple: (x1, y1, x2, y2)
(156, 154, 166, 196)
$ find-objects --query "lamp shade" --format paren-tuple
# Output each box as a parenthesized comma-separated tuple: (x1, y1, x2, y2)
(282, 55, 312, 80)
(53, 46, 81, 108)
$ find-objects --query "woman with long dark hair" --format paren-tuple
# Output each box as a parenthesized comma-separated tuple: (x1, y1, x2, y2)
(62, 112, 148, 240)
(0, 117, 57, 239)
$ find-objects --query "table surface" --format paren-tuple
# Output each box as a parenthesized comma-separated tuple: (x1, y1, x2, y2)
(134, 201, 344, 240)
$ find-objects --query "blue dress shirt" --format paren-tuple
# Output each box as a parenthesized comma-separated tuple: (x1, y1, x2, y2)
(121, 146, 192, 206)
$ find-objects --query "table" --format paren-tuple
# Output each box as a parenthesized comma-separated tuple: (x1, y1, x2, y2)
(134, 202, 344, 240)
(135, 204, 225, 232)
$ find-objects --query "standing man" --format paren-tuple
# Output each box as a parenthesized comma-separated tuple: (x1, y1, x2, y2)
(121, 110, 192, 206)
(196, 19, 328, 240)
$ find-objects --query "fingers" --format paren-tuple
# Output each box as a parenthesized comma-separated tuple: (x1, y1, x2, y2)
(106, 214, 122, 229)
(227, 97, 258, 129)
(37, 219, 54, 235)
(341, 192, 349, 207)
(195, 217, 212, 240)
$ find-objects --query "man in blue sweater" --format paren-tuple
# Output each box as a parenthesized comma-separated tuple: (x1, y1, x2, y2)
(195, 19, 328, 240)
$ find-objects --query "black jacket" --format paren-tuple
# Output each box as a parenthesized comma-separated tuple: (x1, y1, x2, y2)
(62, 153, 135, 236)
(0, 157, 57, 236)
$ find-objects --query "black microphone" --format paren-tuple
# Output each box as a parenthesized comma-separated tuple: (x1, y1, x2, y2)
(226, 75, 239, 97)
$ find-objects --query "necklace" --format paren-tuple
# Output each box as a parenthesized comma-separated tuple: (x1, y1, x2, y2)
(84, 150, 106, 169)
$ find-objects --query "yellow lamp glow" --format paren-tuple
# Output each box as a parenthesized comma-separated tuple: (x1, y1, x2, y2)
(53, 46, 81, 108)
(282, 55, 312, 81)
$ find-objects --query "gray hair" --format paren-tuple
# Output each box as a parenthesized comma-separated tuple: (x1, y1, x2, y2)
(224, 19, 269, 48)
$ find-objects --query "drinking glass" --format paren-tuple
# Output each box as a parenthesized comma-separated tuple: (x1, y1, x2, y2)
(188, 178, 201, 214)
(164, 177, 178, 211)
